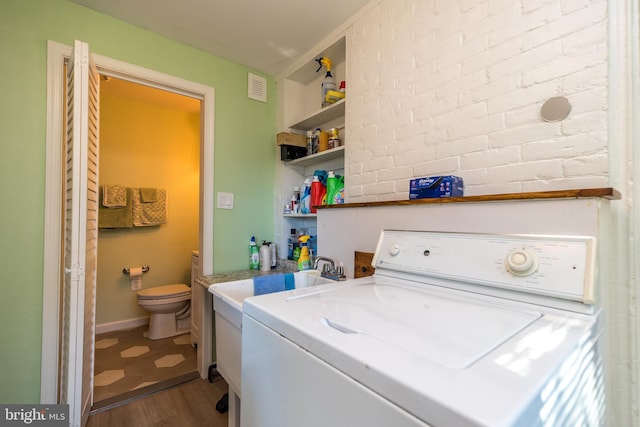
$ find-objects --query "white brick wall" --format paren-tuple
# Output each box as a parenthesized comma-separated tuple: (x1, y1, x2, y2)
(347, 0, 608, 200)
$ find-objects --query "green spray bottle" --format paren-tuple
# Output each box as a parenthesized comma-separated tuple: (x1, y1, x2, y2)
(316, 57, 337, 107)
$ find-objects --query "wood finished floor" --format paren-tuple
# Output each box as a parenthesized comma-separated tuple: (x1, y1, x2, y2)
(87, 378, 229, 427)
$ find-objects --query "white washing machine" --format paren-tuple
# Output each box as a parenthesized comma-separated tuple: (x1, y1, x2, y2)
(241, 231, 605, 427)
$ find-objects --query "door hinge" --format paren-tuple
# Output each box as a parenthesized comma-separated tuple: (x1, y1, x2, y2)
(65, 263, 84, 282)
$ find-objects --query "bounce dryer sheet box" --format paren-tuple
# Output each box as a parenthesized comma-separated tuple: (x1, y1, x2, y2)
(409, 176, 464, 199)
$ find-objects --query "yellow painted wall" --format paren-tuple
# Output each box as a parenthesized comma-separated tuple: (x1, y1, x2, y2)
(96, 83, 200, 326)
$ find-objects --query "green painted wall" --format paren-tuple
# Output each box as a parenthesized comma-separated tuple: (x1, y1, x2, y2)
(0, 0, 276, 403)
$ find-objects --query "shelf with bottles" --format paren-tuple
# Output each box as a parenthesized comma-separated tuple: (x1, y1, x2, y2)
(283, 213, 317, 218)
(285, 145, 344, 167)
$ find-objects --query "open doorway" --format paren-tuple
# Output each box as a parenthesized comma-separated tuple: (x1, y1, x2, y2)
(91, 76, 201, 407)
(42, 41, 216, 414)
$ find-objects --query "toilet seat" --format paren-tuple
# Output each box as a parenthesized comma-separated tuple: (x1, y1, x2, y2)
(137, 284, 191, 300)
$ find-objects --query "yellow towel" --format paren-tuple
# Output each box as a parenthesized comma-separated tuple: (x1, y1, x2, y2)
(102, 185, 127, 208)
(132, 188, 167, 226)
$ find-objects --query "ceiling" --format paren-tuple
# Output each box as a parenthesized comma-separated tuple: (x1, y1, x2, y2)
(70, 0, 372, 77)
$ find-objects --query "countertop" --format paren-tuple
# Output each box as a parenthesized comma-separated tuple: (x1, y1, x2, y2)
(196, 260, 298, 288)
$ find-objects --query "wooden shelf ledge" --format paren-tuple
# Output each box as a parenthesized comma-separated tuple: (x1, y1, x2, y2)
(317, 188, 621, 210)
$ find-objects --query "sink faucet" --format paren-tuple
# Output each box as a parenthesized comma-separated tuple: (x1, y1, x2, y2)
(313, 256, 335, 272)
(313, 256, 346, 281)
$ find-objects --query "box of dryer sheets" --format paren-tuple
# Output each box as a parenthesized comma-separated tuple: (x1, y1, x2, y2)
(409, 176, 464, 199)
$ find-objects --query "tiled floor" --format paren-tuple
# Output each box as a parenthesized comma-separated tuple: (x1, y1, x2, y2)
(93, 326, 197, 404)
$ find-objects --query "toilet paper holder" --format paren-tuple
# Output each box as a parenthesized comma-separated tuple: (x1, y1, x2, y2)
(123, 265, 150, 275)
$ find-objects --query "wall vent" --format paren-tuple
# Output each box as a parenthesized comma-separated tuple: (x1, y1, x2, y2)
(248, 73, 267, 102)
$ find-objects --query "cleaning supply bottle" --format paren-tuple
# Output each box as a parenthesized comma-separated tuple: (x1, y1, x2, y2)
(297, 235, 311, 271)
(318, 129, 329, 152)
(259, 240, 271, 272)
(316, 57, 337, 108)
(249, 236, 259, 270)
(287, 228, 297, 260)
(326, 171, 338, 205)
(326, 171, 345, 205)
(310, 175, 326, 213)
(300, 178, 311, 214)
(306, 130, 314, 156)
(269, 242, 277, 269)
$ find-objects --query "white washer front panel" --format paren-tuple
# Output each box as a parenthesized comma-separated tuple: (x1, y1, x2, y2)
(287, 279, 541, 369)
(373, 231, 595, 303)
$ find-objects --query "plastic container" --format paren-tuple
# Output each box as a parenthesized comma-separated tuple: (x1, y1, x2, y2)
(328, 128, 340, 149)
(269, 243, 277, 269)
(318, 129, 329, 152)
(317, 57, 337, 108)
(287, 228, 297, 260)
(259, 241, 271, 271)
(310, 176, 326, 213)
(300, 178, 311, 214)
(326, 171, 345, 205)
(306, 131, 314, 156)
(249, 236, 259, 270)
(297, 235, 311, 271)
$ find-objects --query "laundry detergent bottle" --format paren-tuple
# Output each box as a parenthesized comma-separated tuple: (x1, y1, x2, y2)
(297, 235, 311, 271)
(326, 171, 345, 205)
(310, 175, 326, 213)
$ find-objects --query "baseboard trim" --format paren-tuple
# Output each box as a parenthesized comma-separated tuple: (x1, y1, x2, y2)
(95, 316, 149, 335)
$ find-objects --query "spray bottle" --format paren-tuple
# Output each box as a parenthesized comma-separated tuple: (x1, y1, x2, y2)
(297, 235, 311, 271)
(316, 57, 337, 108)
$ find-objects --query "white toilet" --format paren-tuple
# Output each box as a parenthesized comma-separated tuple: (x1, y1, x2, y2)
(137, 284, 192, 340)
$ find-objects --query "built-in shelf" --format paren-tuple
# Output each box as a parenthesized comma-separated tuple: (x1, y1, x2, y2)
(288, 99, 345, 131)
(287, 37, 346, 85)
(285, 146, 344, 167)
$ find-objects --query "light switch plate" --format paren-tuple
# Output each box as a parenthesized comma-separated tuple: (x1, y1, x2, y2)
(217, 192, 234, 209)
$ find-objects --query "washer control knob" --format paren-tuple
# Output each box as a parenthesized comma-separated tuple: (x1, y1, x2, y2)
(389, 244, 400, 256)
(505, 249, 539, 276)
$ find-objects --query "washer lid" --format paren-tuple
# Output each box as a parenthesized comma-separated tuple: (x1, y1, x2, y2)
(284, 280, 541, 369)
(137, 284, 190, 299)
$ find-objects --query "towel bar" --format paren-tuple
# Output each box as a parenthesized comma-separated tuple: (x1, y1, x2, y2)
(122, 265, 150, 275)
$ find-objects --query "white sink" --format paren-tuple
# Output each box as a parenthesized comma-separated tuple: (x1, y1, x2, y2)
(208, 270, 332, 399)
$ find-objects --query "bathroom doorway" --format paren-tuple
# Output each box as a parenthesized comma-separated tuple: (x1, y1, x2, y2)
(92, 77, 201, 407)
(42, 40, 216, 417)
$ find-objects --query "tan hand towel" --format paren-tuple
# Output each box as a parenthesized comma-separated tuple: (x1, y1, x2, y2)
(132, 188, 167, 226)
(102, 185, 127, 208)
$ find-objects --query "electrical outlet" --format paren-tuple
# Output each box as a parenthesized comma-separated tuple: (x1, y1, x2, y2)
(217, 192, 234, 209)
